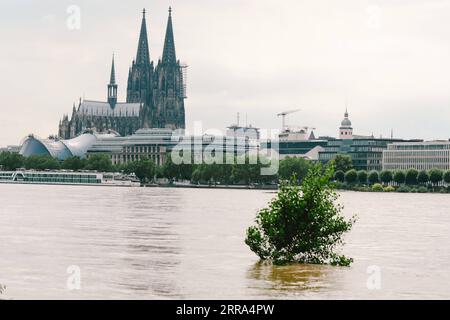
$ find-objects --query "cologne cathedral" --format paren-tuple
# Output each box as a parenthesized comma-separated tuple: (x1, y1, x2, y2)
(59, 8, 186, 139)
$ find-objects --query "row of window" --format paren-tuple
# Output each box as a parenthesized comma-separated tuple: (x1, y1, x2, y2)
(124, 146, 161, 153)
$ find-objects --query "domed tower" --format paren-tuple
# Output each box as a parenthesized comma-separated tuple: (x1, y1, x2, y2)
(339, 108, 353, 140)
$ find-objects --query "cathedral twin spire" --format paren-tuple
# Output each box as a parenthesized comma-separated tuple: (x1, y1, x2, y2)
(134, 7, 178, 67)
(136, 8, 151, 66)
(162, 7, 177, 65)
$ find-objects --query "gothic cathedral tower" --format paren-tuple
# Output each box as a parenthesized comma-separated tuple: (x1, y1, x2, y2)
(126, 9, 154, 127)
(154, 7, 186, 129)
(126, 8, 185, 130)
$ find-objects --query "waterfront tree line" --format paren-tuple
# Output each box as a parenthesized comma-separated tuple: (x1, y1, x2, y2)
(0, 152, 280, 185)
(331, 154, 450, 193)
(2, 151, 450, 191)
(0, 151, 319, 185)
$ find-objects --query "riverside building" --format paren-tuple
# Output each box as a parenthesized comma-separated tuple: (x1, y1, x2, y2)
(261, 127, 327, 161)
(382, 140, 450, 171)
(318, 110, 417, 171)
(86, 128, 258, 166)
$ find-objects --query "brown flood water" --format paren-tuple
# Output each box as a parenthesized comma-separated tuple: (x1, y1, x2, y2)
(0, 184, 449, 299)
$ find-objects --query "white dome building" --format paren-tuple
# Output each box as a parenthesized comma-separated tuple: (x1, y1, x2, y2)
(19, 130, 119, 161)
(339, 109, 353, 140)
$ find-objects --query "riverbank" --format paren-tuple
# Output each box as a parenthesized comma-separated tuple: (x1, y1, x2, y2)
(0, 179, 278, 190)
(334, 182, 450, 194)
(146, 183, 278, 190)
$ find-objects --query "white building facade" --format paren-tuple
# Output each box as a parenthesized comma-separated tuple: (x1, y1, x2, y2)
(382, 141, 450, 171)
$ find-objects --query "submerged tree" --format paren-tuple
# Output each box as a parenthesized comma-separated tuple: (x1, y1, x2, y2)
(245, 164, 356, 266)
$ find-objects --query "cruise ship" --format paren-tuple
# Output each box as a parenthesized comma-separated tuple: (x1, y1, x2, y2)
(0, 170, 140, 187)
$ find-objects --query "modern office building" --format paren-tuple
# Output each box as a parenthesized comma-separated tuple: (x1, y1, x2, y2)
(319, 137, 407, 171)
(261, 127, 327, 161)
(317, 110, 419, 171)
(382, 140, 450, 171)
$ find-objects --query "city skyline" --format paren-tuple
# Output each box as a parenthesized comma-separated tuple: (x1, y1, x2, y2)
(2, 0, 450, 146)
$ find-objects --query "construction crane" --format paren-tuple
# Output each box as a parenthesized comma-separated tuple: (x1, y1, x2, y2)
(277, 109, 301, 131)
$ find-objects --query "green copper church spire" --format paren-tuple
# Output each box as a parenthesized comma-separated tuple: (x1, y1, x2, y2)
(109, 54, 116, 85)
(108, 54, 118, 107)
(162, 7, 177, 64)
(136, 8, 151, 65)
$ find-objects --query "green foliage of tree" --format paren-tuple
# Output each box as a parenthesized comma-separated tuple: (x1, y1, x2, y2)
(429, 169, 443, 186)
(0, 152, 24, 170)
(344, 169, 358, 184)
(231, 156, 273, 185)
(393, 170, 406, 185)
(334, 170, 345, 182)
(133, 157, 156, 183)
(397, 185, 411, 193)
(444, 170, 450, 184)
(357, 170, 367, 184)
(61, 156, 85, 171)
(84, 154, 112, 172)
(329, 154, 353, 173)
(24, 155, 60, 170)
(371, 183, 383, 192)
(368, 171, 379, 185)
(191, 167, 202, 184)
(278, 157, 311, 181)
(161, 154, 194, 181)
(418, 170, 429, 184)
(417, 186, 428, 193)
(405, 169, 419, 185)
(245, 165, 355, 266)
(379, 170, 393, 185)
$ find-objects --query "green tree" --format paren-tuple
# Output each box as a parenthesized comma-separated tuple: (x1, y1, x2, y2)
(417, 170, 429, 185)
(279, 157, 311, 181)
(329, 154, 353, 173)
(405, 169, 419, 185)
(191, 167, 202, 184)
(429, 169, 443, 186)
(161, 154, 185, 181)
(0, 152, 24, 170)
(24, 155, 60, 170)
(85, 154, 112, 172)
(379, 170, 393, 185)
(357, 170, 367, 184)
(217, 164, 234, 184)
(61, 156, 85, 171)
(393, 170, 406, 185)
(232, 159, 251, 185)
(368, 171, 379, 185)
(444, 170, 450, 184)
(344, 169, 358, 184)
(119, 161, 137, 174)
(245, 165, 355, 266)
(334, 170, 345, 182)
(134, 158, 156, 183)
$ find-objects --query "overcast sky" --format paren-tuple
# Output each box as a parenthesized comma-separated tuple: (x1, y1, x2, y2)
(1, 0, 450, 146)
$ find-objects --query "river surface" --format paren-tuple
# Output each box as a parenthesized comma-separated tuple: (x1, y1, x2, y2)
(0, 184, 449, 299)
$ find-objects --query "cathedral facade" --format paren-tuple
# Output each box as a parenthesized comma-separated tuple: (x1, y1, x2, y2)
(59, 8, 186, 139)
